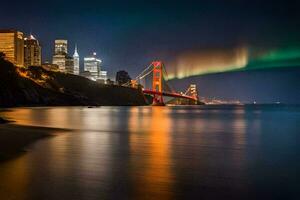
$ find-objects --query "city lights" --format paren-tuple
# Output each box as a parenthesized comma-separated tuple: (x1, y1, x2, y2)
(0, 30, 109, 83)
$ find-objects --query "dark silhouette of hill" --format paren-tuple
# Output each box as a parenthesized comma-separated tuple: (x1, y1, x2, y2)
(0, 57, 146, 107)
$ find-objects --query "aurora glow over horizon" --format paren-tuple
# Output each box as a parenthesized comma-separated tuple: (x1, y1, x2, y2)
(1, 0, 300, 80)
(166, 46, 300, 79)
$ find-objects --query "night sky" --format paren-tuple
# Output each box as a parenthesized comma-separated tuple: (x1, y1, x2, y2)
(1, 0, 300, 102)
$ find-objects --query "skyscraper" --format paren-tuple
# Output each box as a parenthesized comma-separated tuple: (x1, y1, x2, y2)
(24, 34, 41, 67)
(116, 70, 131, 85)
(65, 55, 74, 74)
(84, 52, 101, 80)
(73, 45, 80, 75)
(0, 30, 24, 67)
(54, 40, 67, 55)
(99, 71, 107, 82)
(52, 39, 74, 73)
(52, 54, 66, 71)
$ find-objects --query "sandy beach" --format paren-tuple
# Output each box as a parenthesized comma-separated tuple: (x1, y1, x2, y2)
(0, 121, 67, 161)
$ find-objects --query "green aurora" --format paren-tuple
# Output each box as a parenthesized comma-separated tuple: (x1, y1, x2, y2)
(167, 47, 300, 79)
(246, 47, 300, 70)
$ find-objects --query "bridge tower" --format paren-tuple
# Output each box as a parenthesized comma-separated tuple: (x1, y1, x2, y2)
(152, 61, 164, 105)
(190, 84, 198, 100)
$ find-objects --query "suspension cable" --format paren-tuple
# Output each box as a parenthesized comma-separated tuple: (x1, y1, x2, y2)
(162, 64, 170, 81)
(138, 67, 154, 80)
(122, 63, 153, 86)
(134, 63, 153, 80)
(162, 64, 176, 92)
(184, 87, 191, 95)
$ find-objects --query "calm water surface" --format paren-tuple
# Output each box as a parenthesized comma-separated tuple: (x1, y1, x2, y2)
(0, 105, 299, 199)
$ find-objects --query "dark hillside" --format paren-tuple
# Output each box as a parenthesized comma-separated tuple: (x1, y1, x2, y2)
(0, 58, 146, 107)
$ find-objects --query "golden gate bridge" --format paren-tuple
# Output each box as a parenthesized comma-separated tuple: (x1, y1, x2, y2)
(124, 61, 200, 106)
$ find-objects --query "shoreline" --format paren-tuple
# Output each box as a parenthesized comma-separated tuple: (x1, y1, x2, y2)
(0, 116, 11, 124)
(0, 122, 69, 162)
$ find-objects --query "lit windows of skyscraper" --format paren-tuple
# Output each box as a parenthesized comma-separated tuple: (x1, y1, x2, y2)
(65, 55, 75, 74)
(24, 34, 41, 67)
(0, 30, 24, 67)
(52, 54, 66, 71)
(99, 71, 107, 83)
(73, 45, 80, 75)
(84, 52, 102, 81)
(54, 40, 67, 55)
(52, 39, 74, 73)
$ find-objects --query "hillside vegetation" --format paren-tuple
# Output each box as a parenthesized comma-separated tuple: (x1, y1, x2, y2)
(0, 58, 146, 107)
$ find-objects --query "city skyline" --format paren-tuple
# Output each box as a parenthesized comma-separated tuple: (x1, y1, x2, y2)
(0, 1, 299, 199)
(1, 1, 300, 78)
(0, 29, 110, 82)
(1, 0, 300, 102)
(0, 30, 24, 67)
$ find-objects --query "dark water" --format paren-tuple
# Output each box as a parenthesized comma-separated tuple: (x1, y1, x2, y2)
(0, 105, 299, 200)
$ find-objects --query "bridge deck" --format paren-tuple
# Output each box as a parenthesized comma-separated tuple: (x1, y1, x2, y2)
(142, 89, 197, 101)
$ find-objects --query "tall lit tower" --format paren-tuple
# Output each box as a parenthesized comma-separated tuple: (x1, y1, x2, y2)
(54, 39, 67, 55)
(152, 61, 164, 105)
(24, 34, 41, 67)
(52, 39, 70, 72)
(190, 84, 198, 100)
(51, 39, 76, 74)
(73, 44, 80, 75)
(84, 52, 101, 81)
(0, 30, 24, 67)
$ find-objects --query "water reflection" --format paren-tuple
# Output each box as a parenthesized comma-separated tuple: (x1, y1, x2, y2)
(0, 106, 299, 199)
(129, 107, 174, 199)
(0, 154, 30, 200)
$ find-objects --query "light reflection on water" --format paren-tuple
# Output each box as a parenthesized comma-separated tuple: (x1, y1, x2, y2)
(0, 105, 299, 199)
(129, 107, 173, 199)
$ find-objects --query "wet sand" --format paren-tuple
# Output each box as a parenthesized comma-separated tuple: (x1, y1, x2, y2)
(0, 122, 67, 161)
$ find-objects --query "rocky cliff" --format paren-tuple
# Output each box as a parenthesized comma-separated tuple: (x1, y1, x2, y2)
(0, 58, 147, 107)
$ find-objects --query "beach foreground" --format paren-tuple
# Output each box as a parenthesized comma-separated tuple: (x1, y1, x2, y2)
(0, 123, 66, 161)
